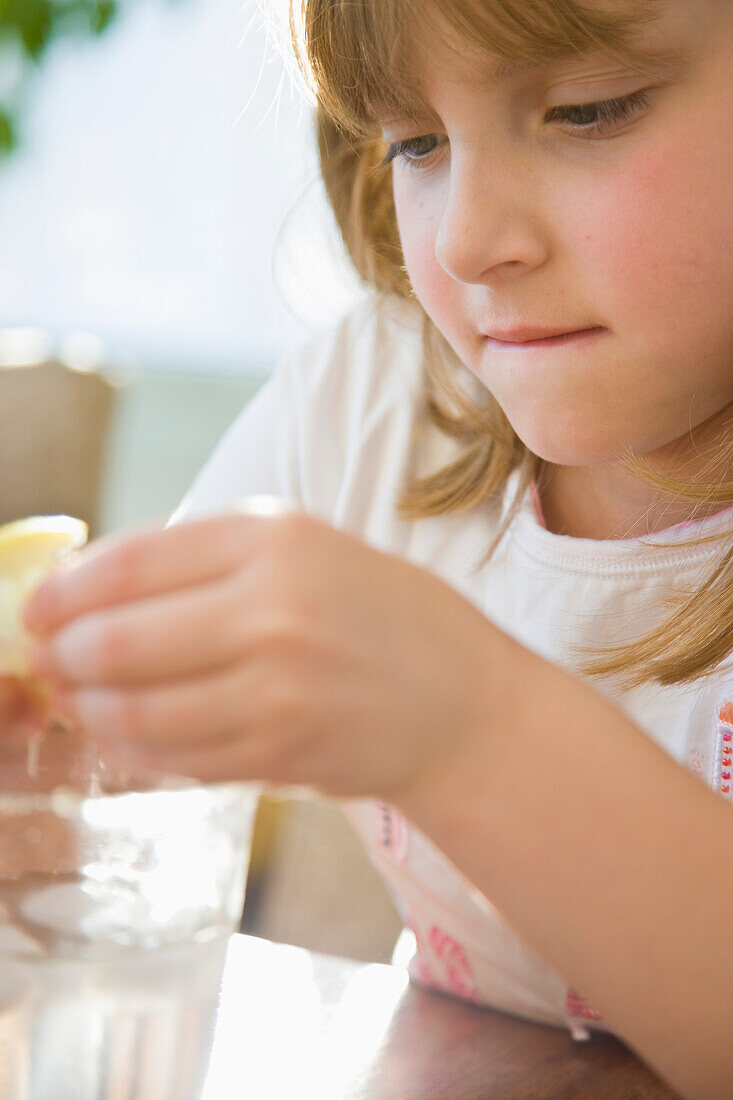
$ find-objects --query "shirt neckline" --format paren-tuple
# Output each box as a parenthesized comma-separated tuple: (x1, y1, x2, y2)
(507, 472, 733, 577)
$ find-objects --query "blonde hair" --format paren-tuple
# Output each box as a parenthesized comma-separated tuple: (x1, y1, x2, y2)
(292, 0, 733, 690)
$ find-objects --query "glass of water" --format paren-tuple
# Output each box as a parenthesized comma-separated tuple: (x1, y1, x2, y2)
(0, 718, 261, 1100)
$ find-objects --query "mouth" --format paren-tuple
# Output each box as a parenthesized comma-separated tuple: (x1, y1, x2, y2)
(483, 326, 608, 350)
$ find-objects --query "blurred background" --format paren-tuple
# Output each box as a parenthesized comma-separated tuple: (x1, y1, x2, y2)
(0, 0, 402, 964)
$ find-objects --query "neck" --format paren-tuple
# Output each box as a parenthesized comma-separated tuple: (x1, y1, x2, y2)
(535, 466, 732, 540)
(534, 411, 733, 541)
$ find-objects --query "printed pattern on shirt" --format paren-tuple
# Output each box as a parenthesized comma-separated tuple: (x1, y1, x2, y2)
(565, 986, 603, 1021)
(408, 920, 479, 1003)
(688, 748, 707, 780)
(373, 802, 409, 863)
(712, 700, 733, 802)
(427, 925, 479, 1002)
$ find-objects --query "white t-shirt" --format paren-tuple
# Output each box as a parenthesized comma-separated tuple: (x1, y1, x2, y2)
(173, 292, 733, 1040)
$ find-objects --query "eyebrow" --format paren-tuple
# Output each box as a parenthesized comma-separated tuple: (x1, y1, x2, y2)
(448, 45, 685, 105)
(429, 1, 682, 90)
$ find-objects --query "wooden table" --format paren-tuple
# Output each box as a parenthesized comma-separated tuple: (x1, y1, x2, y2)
(201, 935, 682, 1099)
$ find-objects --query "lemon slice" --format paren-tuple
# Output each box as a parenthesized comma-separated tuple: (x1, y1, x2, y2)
(0, 515, 88, 677)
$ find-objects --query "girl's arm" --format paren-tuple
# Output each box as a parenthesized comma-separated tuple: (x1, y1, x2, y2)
(402, 645, 732, 1100)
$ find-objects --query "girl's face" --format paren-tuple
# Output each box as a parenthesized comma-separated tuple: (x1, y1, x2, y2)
(384, 0, 733, 468)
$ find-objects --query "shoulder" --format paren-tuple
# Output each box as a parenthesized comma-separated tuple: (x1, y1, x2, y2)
(173, 294, 432, 529)
(281, 292, 426, 413)
(284, 295, 431, 527)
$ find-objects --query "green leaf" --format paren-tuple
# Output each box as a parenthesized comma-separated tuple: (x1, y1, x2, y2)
(91, 1, 117, 35)
(0, 107, 16, 154)
(1, 0, 54, 59)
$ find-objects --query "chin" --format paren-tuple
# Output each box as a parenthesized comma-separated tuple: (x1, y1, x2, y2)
(508, 414, 630, 468)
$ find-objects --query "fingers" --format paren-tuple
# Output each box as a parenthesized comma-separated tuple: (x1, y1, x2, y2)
(99, 731, 290, 787)
(29, 571, 261, 687)
(50, 660, 302, 762)
(23, 511, 289, 637)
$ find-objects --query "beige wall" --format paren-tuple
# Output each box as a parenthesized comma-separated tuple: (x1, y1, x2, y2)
(0, 362, 115, 537)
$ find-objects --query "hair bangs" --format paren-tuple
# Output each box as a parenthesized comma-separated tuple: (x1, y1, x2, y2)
(292, 0, 416, 138)
(419, 0, 676, 76)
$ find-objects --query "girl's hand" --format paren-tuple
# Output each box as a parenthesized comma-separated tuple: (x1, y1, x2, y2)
(22, 505, 515, 803)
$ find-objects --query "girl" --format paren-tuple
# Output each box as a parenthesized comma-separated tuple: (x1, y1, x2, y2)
(20, 0, 733, 1095)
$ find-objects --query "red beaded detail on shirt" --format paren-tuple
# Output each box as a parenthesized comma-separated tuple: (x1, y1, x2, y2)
(712, 701, 733, 803)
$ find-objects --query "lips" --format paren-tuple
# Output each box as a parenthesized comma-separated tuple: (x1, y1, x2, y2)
(482, 326, 608, 351)
(484, 326, 604, 343)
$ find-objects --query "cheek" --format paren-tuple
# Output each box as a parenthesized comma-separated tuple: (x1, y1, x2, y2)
(394, 185, 462, 331)
(578, 131, 733, 347)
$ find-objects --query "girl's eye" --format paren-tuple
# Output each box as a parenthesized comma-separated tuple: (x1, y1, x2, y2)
(381, 88, 652, 170)
(545, 89, 651, 136)
(381, 134, 441, 169)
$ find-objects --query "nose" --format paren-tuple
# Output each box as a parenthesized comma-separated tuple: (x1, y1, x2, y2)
(434, 150, 550, 285)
